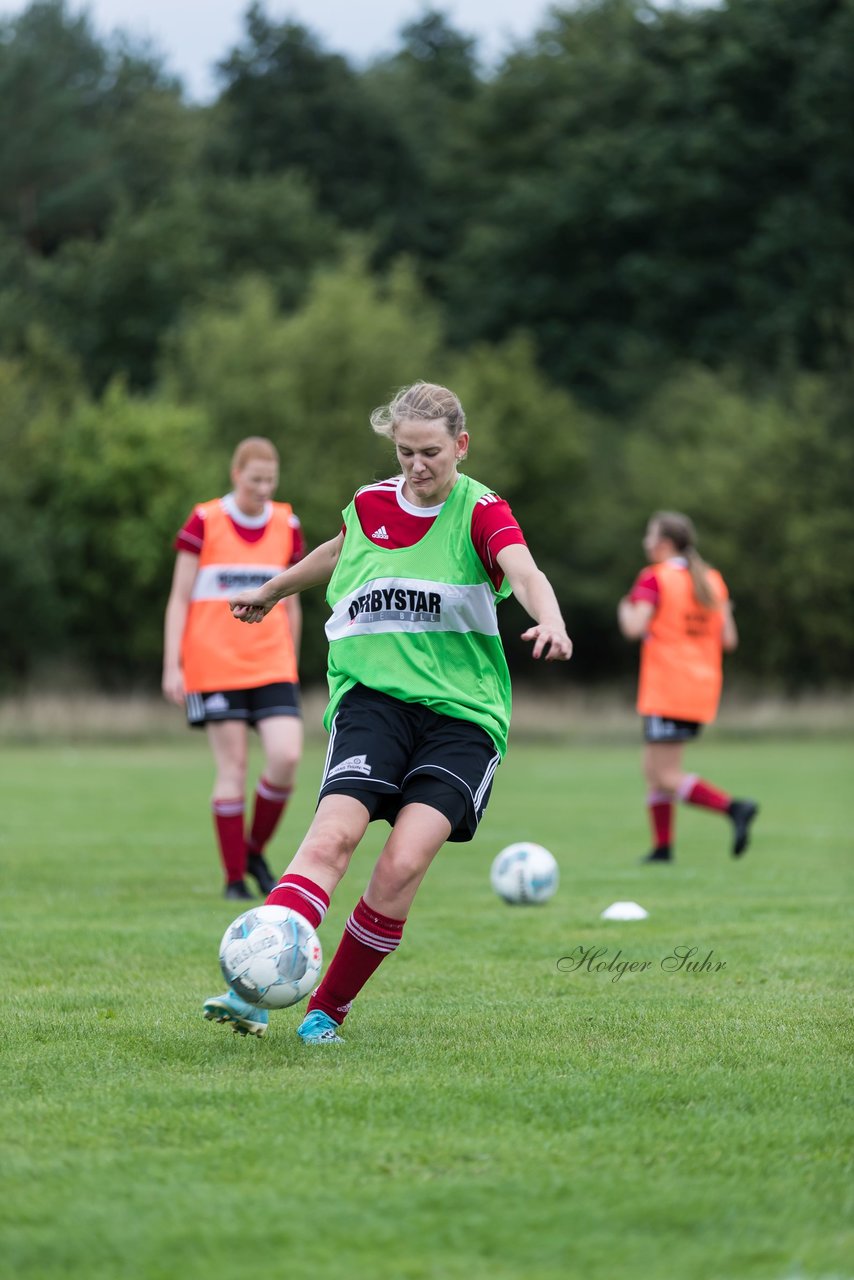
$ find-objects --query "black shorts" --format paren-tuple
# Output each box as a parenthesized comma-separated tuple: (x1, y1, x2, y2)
(186, 682, 301, 728)
(643, 715, 703, 744)
(318, 684, 501, 843)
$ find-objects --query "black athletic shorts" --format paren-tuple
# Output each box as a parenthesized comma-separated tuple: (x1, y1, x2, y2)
(318, 684, 501, 843)
(186, 682, 301, 728)
(643, 715, 703, 744)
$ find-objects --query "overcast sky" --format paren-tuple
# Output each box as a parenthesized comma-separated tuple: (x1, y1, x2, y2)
(0, 0, 570, 100)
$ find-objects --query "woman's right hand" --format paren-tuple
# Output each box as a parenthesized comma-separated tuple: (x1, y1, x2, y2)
(230, 586, 276, 623)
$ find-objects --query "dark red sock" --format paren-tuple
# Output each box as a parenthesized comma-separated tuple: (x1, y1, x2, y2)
(212, 797, 246, 882)
(247, 777, 292, 856)
(265, 873, 330, 930)
(647, 790, 674, 849)
(307, 897, 405, 1024)
(680, 775, 731, 813)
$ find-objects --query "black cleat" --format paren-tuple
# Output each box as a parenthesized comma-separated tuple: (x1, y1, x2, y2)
(247, 853, 277, 896)
(641, 845, 673, 864)
(224, 879, 254, 901)
(728, 799, 758, 857)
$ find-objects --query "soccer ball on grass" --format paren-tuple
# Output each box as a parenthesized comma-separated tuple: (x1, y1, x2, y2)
(490, 842, 559, 905)
(219, 905, 322, 1009)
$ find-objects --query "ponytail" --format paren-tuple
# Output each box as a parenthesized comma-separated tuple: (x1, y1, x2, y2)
(651, 510, 719, 609)
(685, 547, 718, 609)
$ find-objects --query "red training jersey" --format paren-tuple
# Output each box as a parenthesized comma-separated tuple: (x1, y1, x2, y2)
(347, 475, 526, 590)
(175, 492, 306, 565)
(628, 565, 662, 607)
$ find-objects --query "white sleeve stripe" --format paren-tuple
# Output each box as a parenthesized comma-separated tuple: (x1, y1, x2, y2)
(484, 525, 520, 566)
(356, 479, 398, 495)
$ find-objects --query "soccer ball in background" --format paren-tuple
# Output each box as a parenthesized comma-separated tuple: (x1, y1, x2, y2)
(490, 842, 559, 905)
(219, 905, 322, 1009)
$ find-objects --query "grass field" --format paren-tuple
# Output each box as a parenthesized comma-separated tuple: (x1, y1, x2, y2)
(1, 733, 852, 1280)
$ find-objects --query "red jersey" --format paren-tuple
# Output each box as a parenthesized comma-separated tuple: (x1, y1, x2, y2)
(176, 492, 306, 564)
(629, 565, 665, 607)
(347, 476, 526, 590)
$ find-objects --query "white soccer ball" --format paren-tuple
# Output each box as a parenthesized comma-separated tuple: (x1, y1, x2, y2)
(490, 842, 559, 905)
(219, 905, 322, 1009)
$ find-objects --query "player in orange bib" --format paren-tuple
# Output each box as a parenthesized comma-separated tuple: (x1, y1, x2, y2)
(618, 511, 758, 863)
(162, 437, 305, 899)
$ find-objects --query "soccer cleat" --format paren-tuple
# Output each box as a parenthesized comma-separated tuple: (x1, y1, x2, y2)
(728, 799, 759, 857)
(641, 846, 673, 864)
(296, 1009, 344, 1045)
(224, 879, 253, 901)
(247, 853, 277, 896)
(203, 989, 269, 1037)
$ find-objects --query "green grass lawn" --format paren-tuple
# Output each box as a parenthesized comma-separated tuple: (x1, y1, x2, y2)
(1, 733, 851, 1280)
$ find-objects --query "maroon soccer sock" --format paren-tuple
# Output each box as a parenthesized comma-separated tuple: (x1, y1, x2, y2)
(647, 790, 674, 849)
(679, 774, 731, 813)
(265, 873, 330, 930)
(247, 776, 292, 855)
(212, 797, 246, 882)
(307, 897, 406, 1024)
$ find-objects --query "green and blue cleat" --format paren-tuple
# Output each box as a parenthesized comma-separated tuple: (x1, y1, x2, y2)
(203, 989, 269, 1037)
(296, 1009, 344, 1044)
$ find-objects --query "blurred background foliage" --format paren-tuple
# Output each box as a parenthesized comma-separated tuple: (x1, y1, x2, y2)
(1, 0, 852, 691)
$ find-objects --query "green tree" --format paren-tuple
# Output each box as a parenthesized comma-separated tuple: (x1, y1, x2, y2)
(0, 0, 186, 252)
(213, 4, 417, 239)
(363, 10, 482, 268)
(34, 383, 219, 677)
(0, 335, 81, 684)
(0, 175, 339, 391)
(442, 0, 854, 400)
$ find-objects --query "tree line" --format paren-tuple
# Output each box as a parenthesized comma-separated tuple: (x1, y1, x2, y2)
(2, 0, 852, 692)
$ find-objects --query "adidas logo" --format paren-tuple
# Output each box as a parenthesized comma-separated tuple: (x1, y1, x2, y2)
(371, 525, 389, 540)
